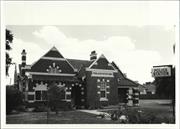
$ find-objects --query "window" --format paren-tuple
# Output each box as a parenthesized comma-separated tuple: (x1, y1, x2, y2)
(100, 81, 106, 90)
(28, 95, 34, 100)
(100, 91, 106, 98)
(59, 89, 66, 100)
(99, 80, 107, 99)
(35, 91, 47, 101)
(97, 79, 110, 101)
(42, 91, 47, 100)
(35, 91, 41, 100)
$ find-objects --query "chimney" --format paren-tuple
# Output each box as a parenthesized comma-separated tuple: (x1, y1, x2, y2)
(21, 49, 26, 67)
(90, 50, 97, 61)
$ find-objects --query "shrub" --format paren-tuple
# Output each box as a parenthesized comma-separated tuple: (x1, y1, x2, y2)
(6, 86, 23, 114)
(124, 107, 173, 124)
(33, 105, 48, 112)
(16, 105, 26, 112)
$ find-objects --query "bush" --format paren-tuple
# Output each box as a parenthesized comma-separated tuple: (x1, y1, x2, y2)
(123, 107, 173, 124)
(16, 105, 26, 112)
(139, 94, 169, 99)
(50, 101, 72, 111)
(6, 86, 23, 114)
(33, 105, 48, 112)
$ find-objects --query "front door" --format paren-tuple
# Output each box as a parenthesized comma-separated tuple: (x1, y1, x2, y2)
(71, 85, 81, 108)
(118, 88, 128, 103)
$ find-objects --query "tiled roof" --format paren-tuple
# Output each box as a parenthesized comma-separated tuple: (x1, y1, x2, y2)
(32, 75, 78, 82)
(90, 55, 115, 70)
(18, 47, 139, 88)
(67, 59, 93, 71)
(44, 47, 64, 58)
(111, 61, 125, 79)
(31, 59, 75, 73)
(111, 61, 139, 87)
(139, 85, 146, 92)
(29, 47, 76, 74)
(118, 78, 138, 87)
(144, 83, 156, 92)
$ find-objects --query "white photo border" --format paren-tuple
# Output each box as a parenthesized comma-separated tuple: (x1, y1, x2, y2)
(1, 1, 179, 129)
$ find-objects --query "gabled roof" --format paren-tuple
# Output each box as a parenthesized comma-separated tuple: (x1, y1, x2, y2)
(67, 59, 93, 71)
(111, 61, 125, 79)
(31, 59, 75, 73)
(89, 54, 115, 70)
(44, 46, 64, 58)
(111, 61, 139, 87)
(143, 83, 156, 92)
(118, 78, 138, 87)
(139, 84, 146, 92)
(32, 75, 79, 82)
(30, 46, 76, 74)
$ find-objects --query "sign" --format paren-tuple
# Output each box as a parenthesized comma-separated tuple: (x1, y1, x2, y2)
(151, 65, 172, 77)
(91, 71, 114, 77)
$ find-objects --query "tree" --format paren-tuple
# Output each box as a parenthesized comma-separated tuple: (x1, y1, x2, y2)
(154, 67, 175, 120)
(47, 82, 66, 114)
(154, 67, 175, 99)
(6, 29, 14, 76)
(6, 86, 23, 114)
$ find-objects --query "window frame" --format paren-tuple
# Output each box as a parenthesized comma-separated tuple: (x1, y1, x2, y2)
(35, 90, 47, 101)
(98, 79, 109, 101)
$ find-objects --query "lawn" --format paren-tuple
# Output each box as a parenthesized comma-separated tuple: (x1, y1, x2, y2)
(6, 111, 120, 124)
(6, 99, 174, 124)
(97, 99, 174, 124)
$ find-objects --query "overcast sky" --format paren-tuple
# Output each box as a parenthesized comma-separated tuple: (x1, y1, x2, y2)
(4, 1, 178, 84)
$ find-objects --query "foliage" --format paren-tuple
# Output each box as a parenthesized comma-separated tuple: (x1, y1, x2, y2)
(6, 29, 14, 76)
(154, 67, 175, 119)
(154, 67, 175, 99)
(33, 105, 48, 112)
(103, 106, 174, 124)
(139, 94, 168, 99)
(48, 82, 67, 113)
(6, 86, 23, 114)
(125, 108, 174, 124)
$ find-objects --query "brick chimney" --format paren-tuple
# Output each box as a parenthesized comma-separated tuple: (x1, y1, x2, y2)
(21, 49, 26, 67)
(90, 50, 97, 61)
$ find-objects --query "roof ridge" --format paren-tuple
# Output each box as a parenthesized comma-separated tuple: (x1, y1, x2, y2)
(125, 77, 142, 86)
(67, 58, 92, 62)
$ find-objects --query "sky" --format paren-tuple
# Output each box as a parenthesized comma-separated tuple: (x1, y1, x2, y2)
(6, 25, 176, 84)
(4, 1, 179, 85)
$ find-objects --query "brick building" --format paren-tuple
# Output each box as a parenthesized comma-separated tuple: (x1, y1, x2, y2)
(17, 46, 139, 109)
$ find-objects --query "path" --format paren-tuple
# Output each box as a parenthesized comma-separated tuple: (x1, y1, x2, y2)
(78, 109, 105, 115)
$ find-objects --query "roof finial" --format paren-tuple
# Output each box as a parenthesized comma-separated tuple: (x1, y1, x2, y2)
(51, 46, 58, 51)
(99, 54, 105, 58)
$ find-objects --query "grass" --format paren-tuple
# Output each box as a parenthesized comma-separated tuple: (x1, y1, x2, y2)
(6, 99, 175, 124)
(6, 111, 120, 124)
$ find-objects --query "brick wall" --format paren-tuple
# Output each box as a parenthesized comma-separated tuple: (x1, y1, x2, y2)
(86, 71, 119, 108)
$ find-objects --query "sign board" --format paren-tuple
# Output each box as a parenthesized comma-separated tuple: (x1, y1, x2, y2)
(91, 71, 114, 77)
(151, 65, 172, 77)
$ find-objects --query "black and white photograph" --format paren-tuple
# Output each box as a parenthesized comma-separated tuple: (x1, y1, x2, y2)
(1, 1, 179, 129)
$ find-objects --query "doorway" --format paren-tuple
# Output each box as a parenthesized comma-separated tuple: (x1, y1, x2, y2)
(118, 88, 128, 103)
(71, 85, 81, 108)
